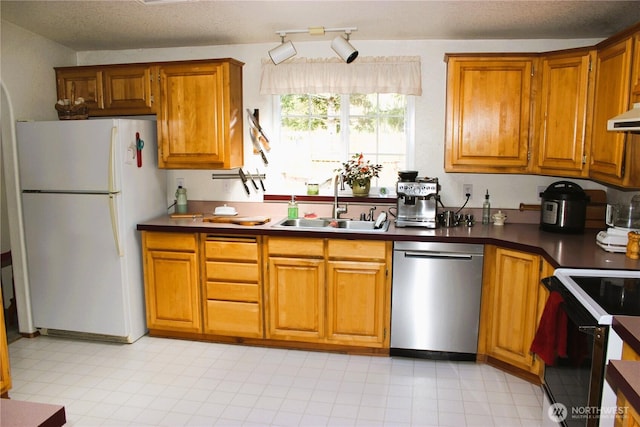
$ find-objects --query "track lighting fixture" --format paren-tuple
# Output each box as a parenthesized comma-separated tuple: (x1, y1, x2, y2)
(269, 27, 358, 65)
(331, 30, 358, 64)
(269, 33, 297, 65)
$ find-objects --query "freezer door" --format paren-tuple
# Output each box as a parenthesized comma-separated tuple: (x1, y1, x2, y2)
(17, 119, 118, 192)
(22, 192, 129, 336)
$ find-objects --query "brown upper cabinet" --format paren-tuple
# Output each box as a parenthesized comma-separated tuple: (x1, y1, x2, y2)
(103, 64, 155, 114)
(589, 37, 634, 185)
(56, 64, 154, 116)
(445, 22, 640, 189)
(156, 60, 244, 169)
(535, 49, 594, 178)
(55, 67, 104, 112)
(589, 31, 640, 189)
(444, 55, 535, 173)
(55, 58, 244, 170)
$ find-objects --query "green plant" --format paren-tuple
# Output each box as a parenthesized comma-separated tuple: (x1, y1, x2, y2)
(340, 153, 383, 187)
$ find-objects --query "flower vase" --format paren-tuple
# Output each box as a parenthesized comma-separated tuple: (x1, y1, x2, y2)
(351, 179, 371, 197)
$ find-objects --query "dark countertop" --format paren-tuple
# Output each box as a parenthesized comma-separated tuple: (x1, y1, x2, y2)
(607, 317, 640, 415)
(137, 214, 640, 270)
(613, 317, 640, 356)
(606, 360, 640, 415)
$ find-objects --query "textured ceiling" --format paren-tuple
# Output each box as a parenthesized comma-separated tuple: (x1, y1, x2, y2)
(2, 1, 640, 51)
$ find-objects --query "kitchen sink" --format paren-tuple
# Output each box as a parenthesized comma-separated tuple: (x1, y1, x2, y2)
(272, 217, 389, 233)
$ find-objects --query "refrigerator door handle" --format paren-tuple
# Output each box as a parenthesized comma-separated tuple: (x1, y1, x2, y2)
(109, 194, 124, 257)
(109, 126, 118, 193)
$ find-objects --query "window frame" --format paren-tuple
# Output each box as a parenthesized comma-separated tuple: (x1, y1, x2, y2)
(266, 93, 416, 197)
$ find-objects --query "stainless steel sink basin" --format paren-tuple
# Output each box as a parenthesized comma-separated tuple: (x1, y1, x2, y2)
(276, 218, 332, 228)
(273, 217, 389, 233)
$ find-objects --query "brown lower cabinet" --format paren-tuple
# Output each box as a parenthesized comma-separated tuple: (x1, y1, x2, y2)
(477, 245, 553, 383)
(142, 231, 202, 334)
(203, 235, 263, 338)
(265, 237, 390, 348)
(141, 232, 391, 351)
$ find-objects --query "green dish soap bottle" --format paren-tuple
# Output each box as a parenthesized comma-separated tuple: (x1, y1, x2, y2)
(288, 195, 299, 219)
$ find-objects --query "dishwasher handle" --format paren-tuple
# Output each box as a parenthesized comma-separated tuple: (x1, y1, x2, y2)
(402, 251, 477, 260)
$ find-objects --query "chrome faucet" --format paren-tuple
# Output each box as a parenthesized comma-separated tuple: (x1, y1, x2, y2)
(333, 173, 348, 219)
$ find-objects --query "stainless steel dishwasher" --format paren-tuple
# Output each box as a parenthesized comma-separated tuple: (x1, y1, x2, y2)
(390, 241, 484, 360)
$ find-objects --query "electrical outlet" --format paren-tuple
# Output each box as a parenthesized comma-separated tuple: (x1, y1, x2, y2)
(463, 183, 473, 200)
(176, 177, 184, 188)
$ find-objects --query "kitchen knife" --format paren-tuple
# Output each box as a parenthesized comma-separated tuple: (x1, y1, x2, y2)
(247, 169, 259, 190)
(249, 126, 269, 165)
(247, 109, 270, 145)
(238, 169, 250, 195)
(247, 110, 269, 165)
(256, 168, 266, 191)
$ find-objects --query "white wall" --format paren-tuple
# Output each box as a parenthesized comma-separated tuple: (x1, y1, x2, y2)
(77, 37, 619, 209)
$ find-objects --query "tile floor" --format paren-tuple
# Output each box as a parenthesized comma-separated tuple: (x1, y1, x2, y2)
(7, 335, 545, 426)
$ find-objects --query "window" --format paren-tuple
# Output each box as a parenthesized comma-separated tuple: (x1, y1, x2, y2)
(268, 93, 413, 195)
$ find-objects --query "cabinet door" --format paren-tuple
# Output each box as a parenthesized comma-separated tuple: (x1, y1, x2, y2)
(0, 292, 11, 397)
(267, 257, 325, 342)
(326, 260, 388, 347)
(589, 37, 633, 183)
(486, 247, 543, 375)
(55, 67, 104, 111)
(142, 232, 201, 334)
(157, 61, 243, 169)
(622, 32, 640, 189)
(144, 249, 201, 333)
(445, 56, 534, 173)
(632, 32, 640, 100)
(103, 65, 154, 114)
(536, 50, 594, 177)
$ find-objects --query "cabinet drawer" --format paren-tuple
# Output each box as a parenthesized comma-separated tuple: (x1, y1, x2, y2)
(267, 237, 324, 257)
(206, 281, 259, 302)
(206, 300, 262, 337)
(327, 240, 387, 260)
(205, 239, 258, 261)
(144, 232, 197, 251)
(206, 261, 258, 282)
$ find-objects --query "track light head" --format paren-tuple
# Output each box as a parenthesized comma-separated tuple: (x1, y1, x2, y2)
(269, 34, 297, 65)
(331, 33, 358, 64)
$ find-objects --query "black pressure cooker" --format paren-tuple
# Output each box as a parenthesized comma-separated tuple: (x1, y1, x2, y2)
(539, 181, 590, 233)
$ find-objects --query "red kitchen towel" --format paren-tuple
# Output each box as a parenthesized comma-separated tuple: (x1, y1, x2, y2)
(530, 291, 568, 366)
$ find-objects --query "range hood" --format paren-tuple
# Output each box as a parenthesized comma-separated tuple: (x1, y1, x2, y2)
(608, 102, 640, 132)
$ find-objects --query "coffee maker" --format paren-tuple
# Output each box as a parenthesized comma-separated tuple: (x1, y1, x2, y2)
(395, 171, 439, 228)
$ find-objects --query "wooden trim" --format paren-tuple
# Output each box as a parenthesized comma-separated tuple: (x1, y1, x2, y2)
(148, 329, 390, 356)
(484, 355, 543, 385)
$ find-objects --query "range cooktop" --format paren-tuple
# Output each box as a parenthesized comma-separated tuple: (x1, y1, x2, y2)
(554, 268, 640, 324)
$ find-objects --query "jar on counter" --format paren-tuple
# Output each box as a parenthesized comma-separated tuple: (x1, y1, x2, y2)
(306, 182, 319, 195)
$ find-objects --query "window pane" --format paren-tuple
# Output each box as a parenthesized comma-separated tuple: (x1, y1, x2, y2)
(277, 92, 409, 194)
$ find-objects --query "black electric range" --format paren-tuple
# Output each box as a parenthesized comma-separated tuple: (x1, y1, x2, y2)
(554, 268, 640, 325)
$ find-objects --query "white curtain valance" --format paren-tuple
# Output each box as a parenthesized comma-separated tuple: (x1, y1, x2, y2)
(260, 56, 422, 95)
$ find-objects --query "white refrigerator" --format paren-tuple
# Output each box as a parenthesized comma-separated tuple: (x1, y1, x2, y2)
(16, 119, 166, 343)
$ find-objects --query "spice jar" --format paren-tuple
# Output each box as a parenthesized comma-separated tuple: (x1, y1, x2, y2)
(627, 231, 640, 260)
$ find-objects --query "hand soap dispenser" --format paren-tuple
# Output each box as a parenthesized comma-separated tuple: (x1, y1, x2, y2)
(288, 195, 299, 219)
